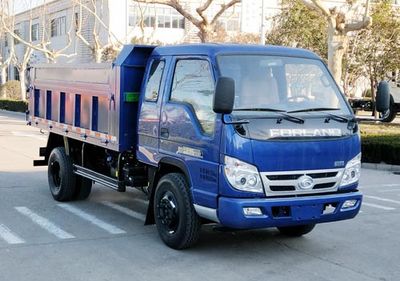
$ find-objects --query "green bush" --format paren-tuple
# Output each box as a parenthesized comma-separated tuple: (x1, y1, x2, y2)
(0, 80, 22, 100)
(0, 99, 28, 113)
(360, 124, 400, 165)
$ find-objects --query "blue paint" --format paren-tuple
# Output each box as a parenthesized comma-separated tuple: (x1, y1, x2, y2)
(74, 94, 81, 127)
(92, 96, 98, 131)
(218, 192, 362, 229)
(46, 90, 52, 120)
(59, 92, 65, 123)
(34, 89, 40, 117)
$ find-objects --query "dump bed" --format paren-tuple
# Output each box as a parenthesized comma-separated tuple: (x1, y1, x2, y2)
(28, 45, 155, 152)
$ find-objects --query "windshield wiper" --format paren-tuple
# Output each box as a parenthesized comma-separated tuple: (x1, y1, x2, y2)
(286, 107, 349, 123)
(324, 113, 350, 123)
(234, 108, 286, 112)
(233, 108, 305, 124)
(287, 107, 340, 113)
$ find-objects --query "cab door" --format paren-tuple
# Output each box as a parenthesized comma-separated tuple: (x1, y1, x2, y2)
(159, 57, 222, 209)
(137, 56, 168, 165)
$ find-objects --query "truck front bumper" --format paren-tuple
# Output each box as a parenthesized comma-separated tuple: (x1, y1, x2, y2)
(218, 191, 362, 229)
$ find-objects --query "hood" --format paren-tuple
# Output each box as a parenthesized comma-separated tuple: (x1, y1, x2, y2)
(223, 117, 360, 172)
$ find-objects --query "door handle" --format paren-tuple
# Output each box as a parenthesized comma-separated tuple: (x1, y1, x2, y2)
(160, 127, 169, 138)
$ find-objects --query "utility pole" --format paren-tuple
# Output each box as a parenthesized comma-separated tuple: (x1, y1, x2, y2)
(260, 0, 266, 45)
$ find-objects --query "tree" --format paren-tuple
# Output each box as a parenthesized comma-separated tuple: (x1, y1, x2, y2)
(266, 0, 327, 61)
(0, 0, 78, 99)
(0, 0, 14, 85)
(299, 0, 371, 85)
(74, 0, 122, 63)
(0, 29, 13, 86)
(133, 0, 240, 42)
(349, 1, 400, 103)
(1, 0, 76, 64)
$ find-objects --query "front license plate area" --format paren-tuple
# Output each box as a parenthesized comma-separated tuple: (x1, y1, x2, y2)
(291, 204, 322, 220)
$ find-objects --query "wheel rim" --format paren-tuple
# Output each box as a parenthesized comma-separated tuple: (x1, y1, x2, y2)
(50, 161, 61, 193)
(156, 190, 179, 234)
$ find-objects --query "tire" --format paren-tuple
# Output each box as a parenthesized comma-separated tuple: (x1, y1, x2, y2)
(381, 95, 397, 123)
(277, 224, 315, 237)
(73, 176, 92, 200)
(48, 147, 76, 202)
(154, 173, 201, 249)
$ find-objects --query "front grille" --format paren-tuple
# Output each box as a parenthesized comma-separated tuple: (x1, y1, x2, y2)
(270, 185, 296, 191)
(266, 174, 302, 180)
(314, 182, 336, 189)
(309, 172, 338, 178)
(261, 168, 343, 196)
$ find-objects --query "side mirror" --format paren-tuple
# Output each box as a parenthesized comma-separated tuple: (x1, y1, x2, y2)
(213, 77, 235, 114)
(376, 81, 390, 113)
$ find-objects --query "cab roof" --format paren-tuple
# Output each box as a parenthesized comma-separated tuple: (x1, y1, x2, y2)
(152, 43, 321, 60)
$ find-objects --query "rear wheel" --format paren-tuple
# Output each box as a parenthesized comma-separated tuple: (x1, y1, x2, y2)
(48, 147, 76, 202)
(154, 173, 201, 249)
(277, 224, 315, 237)
(73, 176, 92, 200)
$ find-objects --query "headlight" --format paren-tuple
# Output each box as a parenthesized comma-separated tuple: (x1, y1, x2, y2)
(224, 156, 263, 193)
(340, 153, 361, 187)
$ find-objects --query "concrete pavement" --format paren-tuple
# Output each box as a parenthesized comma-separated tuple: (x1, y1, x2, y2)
(1, 110, 400, 281)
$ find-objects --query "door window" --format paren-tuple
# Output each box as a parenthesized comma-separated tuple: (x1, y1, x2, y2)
(170, 59, 216, 135)
(144, 60, 165, 102)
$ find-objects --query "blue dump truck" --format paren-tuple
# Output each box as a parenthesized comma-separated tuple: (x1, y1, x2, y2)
(28, 44, 390, 249)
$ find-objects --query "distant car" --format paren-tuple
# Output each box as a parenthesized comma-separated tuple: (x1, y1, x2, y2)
(385, 81, 400, 122)
(349, 80, 399, 122)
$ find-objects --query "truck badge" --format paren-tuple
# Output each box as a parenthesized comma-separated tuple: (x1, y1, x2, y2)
(297, 175, 315, 190)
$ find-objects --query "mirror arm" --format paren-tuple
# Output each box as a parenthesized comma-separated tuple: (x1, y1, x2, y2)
(222, 114, 249, 124)
(223, 119, 250, 125)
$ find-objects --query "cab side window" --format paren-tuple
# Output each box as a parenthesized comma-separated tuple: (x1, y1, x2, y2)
(170, 59, 216, 135)
(144, 60, 165, 102)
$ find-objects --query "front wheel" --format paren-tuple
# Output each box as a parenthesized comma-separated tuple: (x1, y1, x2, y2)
(277, 224, 315, 237)
(154, 173, 201, 249)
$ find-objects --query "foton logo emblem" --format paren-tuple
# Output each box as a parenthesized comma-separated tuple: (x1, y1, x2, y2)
(270, 128, 342, 138)
(297, 175, 315, 190)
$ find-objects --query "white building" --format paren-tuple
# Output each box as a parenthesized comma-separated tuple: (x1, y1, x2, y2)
(2, 0, 398, 83)
(1, 0, 281, 82)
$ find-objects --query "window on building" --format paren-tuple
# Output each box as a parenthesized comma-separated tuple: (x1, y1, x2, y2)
(170, 60, 216, 135)
(14, 29, 21, 45)
(74, 12, 80, 32)
(129, 5, 184, 29)
(225, 19, 239, 32)
(31, 23, 39, 41)
(145, 60, 165, 101)
(50, 16, 66, 37)
(14, 67, 20, 81)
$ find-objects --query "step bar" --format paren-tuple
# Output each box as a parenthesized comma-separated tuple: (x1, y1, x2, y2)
(73, 164, 125, 192)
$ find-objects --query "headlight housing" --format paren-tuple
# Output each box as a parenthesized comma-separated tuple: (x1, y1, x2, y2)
(340, 153, 361, 187)
(224, 156, 263, 193)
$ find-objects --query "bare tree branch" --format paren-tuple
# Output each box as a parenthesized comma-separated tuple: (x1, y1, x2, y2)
(344, 0, 371, 33)
(298, 0, 318, 11)
(211, 0, 240, 25)
(135, 0, 201, 27)
(197, 0, 213, 15)
(310, 0, 331, 17)
(74, 0, 123, 46)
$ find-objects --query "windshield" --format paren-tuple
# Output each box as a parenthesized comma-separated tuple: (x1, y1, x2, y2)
(217, 55, 351, 115)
